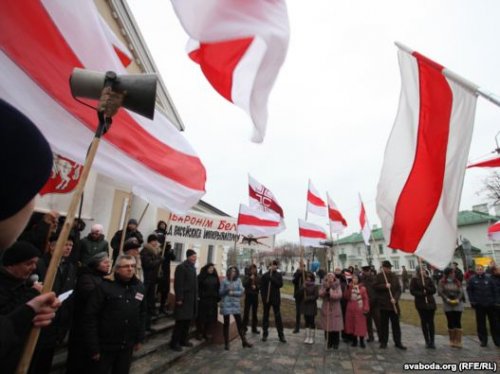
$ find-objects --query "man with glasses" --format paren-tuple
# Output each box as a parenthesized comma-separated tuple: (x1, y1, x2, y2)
(84, 255, 146, 373)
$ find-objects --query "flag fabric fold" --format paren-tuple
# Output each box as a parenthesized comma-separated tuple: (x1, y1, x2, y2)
(0, 0, 206, 214)
(306, 179, 327, 217)
(376, 45, 478, 269)
(359, 196, 371, 246)
(327, 192, 347, 234)
(467, 155, 500, 169)
(488, 221, 500, 241)
(237, 204, 284, 237)
(170, 0, 290, 143)
(298, 219, 327, 247)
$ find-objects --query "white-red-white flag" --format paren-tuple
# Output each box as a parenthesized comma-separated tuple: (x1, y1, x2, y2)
(237, 204, 284, 237)
(39, 154, 82, 196)
(488, 221, 500, 241)
(376, 44, 478, 269)
(298, 219, 327, 247)
(359, 195, 371, 246)
(170, 0, 290, 143)
(248, 175, 284, 219)
(327, 192, 347, 234)
(306, 179, 327, 217)
(0, 0, 206, 214)
(467, 155, 500, 169)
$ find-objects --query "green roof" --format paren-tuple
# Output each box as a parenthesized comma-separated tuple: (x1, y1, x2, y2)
(336, 227, 384, 245)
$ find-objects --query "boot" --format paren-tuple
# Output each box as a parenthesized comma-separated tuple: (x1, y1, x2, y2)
(351, 336, 358, 347)
(448, 329, 455, 347)
(241, 334, 253, 348)
(309, 329, 315, 345)
(454, 329, 462, 348)
(293, 323, 300, 334)
(224, 324, 230, 350)
(304, 328, 310, 344)
(327, 332, 333, 348)
(360, 337, 365, 348)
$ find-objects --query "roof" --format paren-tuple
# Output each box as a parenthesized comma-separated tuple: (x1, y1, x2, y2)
(336, 227, 384, 245)
(457, 210, 499, 227)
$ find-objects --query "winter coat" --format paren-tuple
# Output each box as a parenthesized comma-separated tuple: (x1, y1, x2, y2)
(374, 271, 401, 311)
(467, 273, 496, 307)
(260, 270, 283, 306)
(84, 275, 146, 354)
(295, 281, 318, 316)
(292, 269, 304, 300)
(438, 279, 464, 312)
(110, 229, 144, 260)
(220, 270, 243, 315)
(319, 279, 343, 332)
(197, 268, 220, 323)
(361, 273, 377, 306)
(242, 273, 261, 296)
(344, 284, 369, 337)
(492, 273, 500, 307)
(158, 247, 176, 292)
(409, 276, 437, 310)
(140, 244, 162, 285)
(0, 267, 40, 315)
(79, 234, 109, 265)
(173, 260, 198, 320)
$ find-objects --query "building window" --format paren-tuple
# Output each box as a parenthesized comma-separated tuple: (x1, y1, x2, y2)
(393, 259, 400, 270)
(378, 244, 383, 255)
(408, 259, 416, 270)
(174, 242, 184, 261)
(207, 245, 214, 264)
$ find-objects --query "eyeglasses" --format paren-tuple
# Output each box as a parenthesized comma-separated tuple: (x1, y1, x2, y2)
(117, 264, 136, 268)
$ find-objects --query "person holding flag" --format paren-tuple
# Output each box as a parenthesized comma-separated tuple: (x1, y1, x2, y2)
(260, 260, 286, 344)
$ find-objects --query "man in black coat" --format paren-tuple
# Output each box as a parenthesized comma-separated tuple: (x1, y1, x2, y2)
(361, 265, 380, 343)
(292, 262, 305, 333)
(110, 219, 144, 262)
(84, 255, 146, 374)
(140, 234, 162, 328)
(260, 260, 286, 343)
(467, 265, 499, 347)
(158, 242, 176, 314)
(242, 263, 261, 334)
(170, 249, 198, 351)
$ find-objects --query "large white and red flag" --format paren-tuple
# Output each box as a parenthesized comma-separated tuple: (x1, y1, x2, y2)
(467, 155, 500, 169)
(237, 204, 284, 237)
(170, 0, 290, 143)
(327, 192, 347, 234)
(0, 0, 206, 213)
(39, 154, 82, 196)
(248, 175, 284, 219)
(306, 180, 327, 217)
(359, 196, 371, 246)
(488, 221, 500, 241)
(376, 43, 478, 269)
(298, 219, 327, 247)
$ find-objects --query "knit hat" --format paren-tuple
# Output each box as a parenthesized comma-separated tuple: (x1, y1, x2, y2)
(128, 218, 138, 226)
(382, 260, 393, 268)
(186, 249, 196, 258)
(147, 234, 159, 243)
(87, 252, 109, 268)
(0, 99, 53, 221)
(124, 238, 141, 252)
(2, 241, 41, 266)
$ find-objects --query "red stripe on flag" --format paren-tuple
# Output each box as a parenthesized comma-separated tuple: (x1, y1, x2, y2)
(249, 186, 284, 217)
(237, 214, 279, 227)
(359, 203, 367, 228)
(389, 52, 452, 252)
(329, 208, 347, 226)
(188, 38, 254, 103)
(307, 190, 326, 207)
(299, 228, 327, 239)
(0, 2, 205, 191)
(113, 45, 132, 67)
(467, 156, 500, 169)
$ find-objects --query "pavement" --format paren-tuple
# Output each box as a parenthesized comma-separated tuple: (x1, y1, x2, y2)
(169, 324, 500, 373)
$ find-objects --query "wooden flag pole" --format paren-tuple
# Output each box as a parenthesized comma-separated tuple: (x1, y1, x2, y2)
(118, 193, 133, 258)
(16, 109, 112, 374)
(137, 202, 150, 227)
(266, 234, 276, 304)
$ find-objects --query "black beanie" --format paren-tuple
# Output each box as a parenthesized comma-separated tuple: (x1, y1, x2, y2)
(2, 241, 41, 266)
(186, 249, 196, 258)
(147, 234, 159, 243)
(0, 99, 53, 220)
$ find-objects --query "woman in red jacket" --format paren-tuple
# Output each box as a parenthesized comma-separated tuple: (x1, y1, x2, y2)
(344, 274, 369, 348)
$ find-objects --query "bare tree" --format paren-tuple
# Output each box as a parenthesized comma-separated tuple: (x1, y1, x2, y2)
(482, 171, 500, 207)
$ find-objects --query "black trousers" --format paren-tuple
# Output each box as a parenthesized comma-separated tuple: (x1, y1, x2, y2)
(417, 309, 435, 343)
(159, 273, 171, 310)
(304, 314, 315, 329)
(379, 309, 402, 345)
(97, 348, 133, 374)
(242, 293, 259, 330)
(445, 311, 462, 329)
(223, 314, 244, 344)
(29, 345, 56, 374)
(262, 303, 284, 336)
(327, 331, 340, 347)
(294, 298, 301, 329)
(366, 303, 380, 340)
(474, 305, 499, 345)
(171, 319, 191, 347)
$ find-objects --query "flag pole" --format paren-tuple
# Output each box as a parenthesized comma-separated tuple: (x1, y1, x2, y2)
(266, 234, 276, 304)
(16, 98, 119, 374)
(118, 192, 134, 257)
(137, 202, 150, 227)
(417, 256, 428, 304)
(395, 41, 500, 107)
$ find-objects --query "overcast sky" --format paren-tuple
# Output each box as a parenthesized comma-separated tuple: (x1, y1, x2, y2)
(128, 0, 500, 243)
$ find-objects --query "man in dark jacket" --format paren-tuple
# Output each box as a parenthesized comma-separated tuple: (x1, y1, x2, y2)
(110, 219, 144, 262)
(467, 265, 499, 347)
(158, 242, 176, 314)
(242, 263, 261, 334)
(141, 234, 162, 328)
(80, 224, 109, 266)
(374, 260, 406, 350)
(292, 262, 305, 333)
(84, 255, 146, 374)
(261, 260, 286, 343)
(170, 249, 198, 351)
(361, 265, 380, 343)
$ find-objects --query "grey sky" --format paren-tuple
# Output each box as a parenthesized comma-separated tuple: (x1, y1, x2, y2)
(128, 0, 500, 242)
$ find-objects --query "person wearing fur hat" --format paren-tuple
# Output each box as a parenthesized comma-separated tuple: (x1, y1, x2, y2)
(319, 272, 344, 349)
(80, 224, 109, 266)
(344, 274, 370, 348)
(220, 266, 253, 350)
(295, 271, 319, 344)
(410, 265, 437, 349)
(110, 218, 144, 262)
(438, 267, 464, 348)
(67, 252, 111, 373)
